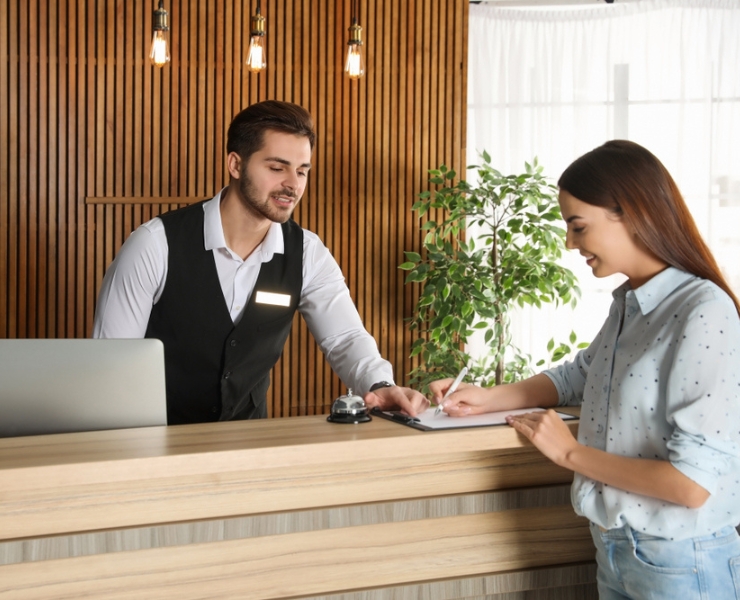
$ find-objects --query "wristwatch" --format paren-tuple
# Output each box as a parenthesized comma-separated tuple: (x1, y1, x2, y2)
(369, 381, 394, 392)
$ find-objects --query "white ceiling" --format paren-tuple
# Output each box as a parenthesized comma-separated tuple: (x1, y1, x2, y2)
(473, 0, 644, 6)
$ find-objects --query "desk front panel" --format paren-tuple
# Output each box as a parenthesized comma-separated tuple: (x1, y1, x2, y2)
(0, 410, 594, 598)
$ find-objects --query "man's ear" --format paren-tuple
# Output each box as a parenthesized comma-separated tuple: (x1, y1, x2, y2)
(227, 152, 242, 179)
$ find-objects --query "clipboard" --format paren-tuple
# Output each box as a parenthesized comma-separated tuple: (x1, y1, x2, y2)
(371, 406, 576, 431)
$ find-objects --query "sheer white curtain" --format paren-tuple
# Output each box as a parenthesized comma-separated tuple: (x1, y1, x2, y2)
(467, 0, 740, 366)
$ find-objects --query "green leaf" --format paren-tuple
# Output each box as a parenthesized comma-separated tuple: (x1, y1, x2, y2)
(401, 155, 582, 387)
(551, 348, 568, 362)
(418, 295, 434, 307)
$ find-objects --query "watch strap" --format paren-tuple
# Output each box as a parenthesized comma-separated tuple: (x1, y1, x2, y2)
(369, 380, 394, 392)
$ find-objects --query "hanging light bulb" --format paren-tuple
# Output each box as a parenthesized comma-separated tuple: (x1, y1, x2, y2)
(345, 0, 365, 79)
(149, 0, 170, 68)
(246, 1, 266, 73)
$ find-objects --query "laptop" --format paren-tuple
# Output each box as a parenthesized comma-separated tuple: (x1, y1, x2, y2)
(0, 338, 168, 438)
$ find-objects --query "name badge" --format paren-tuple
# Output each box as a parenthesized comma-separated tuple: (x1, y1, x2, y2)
(255, 291, 291, 307)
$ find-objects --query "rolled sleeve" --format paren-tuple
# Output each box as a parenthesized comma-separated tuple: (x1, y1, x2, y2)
(543, 358, 586, 407)
(668, 429, 739, 494)
(542, 326, 605, 407)
(665, 291, 740, 494)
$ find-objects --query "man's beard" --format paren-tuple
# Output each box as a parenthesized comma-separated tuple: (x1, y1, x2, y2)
(236, 164, 298, 224)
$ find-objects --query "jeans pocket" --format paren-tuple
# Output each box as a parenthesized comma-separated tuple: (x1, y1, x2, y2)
(731, 556, 740, 597)
(631, 536, 696, 574)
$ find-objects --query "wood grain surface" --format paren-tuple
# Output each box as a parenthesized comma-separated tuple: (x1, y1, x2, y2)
(0, 414, 578, 540)
(0, 506, 592, 600)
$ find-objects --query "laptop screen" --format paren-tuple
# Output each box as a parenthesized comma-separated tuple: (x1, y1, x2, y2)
(0, 338, 168, 438)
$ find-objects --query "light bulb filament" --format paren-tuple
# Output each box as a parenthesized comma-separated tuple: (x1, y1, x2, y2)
(345, 44, 364, 79)
(150, 30, 170, 67)
(247, 35, 266, 72)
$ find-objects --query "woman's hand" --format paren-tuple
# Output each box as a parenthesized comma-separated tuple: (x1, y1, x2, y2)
(429, 373, 560, 417)
(428, 380, 495, 416)
(507, 409, 711, 508)
(505, 409, 579, 467)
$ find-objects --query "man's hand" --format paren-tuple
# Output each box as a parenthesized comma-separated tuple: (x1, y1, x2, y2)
(363, 386, 429, 417)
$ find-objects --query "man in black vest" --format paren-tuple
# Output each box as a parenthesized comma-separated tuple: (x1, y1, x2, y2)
(93, 100, 428, 424)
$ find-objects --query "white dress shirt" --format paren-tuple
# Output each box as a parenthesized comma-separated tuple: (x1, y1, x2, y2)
(544, 267, 740, 540)
(93, 190, 395, 395)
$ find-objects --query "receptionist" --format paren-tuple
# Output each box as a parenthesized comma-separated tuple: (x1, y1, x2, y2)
(93, 100, 428, 425)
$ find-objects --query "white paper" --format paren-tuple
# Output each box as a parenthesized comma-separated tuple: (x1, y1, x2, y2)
(412, 407, 574, 430)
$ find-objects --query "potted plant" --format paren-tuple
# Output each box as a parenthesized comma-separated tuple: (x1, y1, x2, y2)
(400, 152, 583, 393)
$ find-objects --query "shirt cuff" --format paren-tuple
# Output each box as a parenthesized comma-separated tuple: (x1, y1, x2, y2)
(541, 370, 569, 407)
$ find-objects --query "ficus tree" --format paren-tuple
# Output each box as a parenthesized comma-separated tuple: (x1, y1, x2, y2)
(400, 153, 585, 393)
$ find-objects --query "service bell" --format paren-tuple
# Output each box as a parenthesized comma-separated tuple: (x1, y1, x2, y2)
(326, 389, 372, 424)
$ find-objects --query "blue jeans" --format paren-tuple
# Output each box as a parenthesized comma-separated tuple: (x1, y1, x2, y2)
(590, 522, 740, 599)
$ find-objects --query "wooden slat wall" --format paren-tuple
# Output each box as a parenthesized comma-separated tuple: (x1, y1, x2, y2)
(1, 0, 468, 417)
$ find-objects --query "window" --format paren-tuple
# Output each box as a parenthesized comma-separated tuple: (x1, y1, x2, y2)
(467, 0, 740, 366)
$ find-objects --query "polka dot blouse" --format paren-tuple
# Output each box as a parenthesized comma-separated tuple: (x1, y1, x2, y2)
(543, 267, 740, 540)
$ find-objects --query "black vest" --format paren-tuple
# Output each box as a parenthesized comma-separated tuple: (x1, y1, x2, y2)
(145, 201, 303, 425)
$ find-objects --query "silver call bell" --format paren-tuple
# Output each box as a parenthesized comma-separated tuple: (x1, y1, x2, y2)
(327, 389, 372, 424)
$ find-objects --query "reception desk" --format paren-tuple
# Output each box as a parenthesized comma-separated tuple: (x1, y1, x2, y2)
(0, 408, 595, 599)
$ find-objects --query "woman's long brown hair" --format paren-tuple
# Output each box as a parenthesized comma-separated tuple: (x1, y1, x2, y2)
(558, 140, 740, 315)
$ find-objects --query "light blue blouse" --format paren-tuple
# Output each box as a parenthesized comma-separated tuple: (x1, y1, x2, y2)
(544, 267, 740, 540)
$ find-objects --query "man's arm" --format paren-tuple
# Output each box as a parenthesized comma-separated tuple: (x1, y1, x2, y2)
(297, 231, 427, 414)
(93, 223, 167, 338)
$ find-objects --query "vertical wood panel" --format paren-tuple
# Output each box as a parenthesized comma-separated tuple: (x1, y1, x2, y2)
(56, 0, 70, 338)
(61, 0, 72, 331)
(2, 0, 468, 418)
(0, 0, 10, 337)
(0, 3, 10, 335)
(16, 0, 28, 338)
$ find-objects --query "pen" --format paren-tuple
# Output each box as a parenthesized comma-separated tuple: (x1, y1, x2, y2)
(434, 366, 468, 416)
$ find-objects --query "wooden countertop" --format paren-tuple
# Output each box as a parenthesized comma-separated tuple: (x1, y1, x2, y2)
(0, 410, 579, 541)
(0, 410, 592, 599)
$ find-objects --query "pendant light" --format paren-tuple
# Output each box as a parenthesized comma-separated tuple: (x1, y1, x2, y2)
(149, 0, 170, 68)
(345, 0, 365, 79)
(246, 0, 266, 73)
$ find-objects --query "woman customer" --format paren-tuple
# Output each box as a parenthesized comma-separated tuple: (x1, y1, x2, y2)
(432, 140, 740, 599)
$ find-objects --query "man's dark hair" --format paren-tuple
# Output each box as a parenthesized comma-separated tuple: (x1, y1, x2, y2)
(226, 100, 316, 162)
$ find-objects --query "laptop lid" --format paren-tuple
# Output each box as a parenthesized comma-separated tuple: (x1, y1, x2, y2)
(0, 339, 168, 438)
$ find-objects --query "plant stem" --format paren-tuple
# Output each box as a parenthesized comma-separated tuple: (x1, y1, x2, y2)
(490, 221, 505, 386)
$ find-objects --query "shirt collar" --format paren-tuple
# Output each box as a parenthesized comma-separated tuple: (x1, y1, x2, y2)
(612, 266, 695, 315)
(203, 188, 285, 261)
